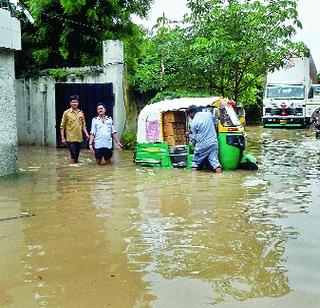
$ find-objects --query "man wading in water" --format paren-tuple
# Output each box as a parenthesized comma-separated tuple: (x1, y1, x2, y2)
(89, 103, 122, 165)
(186, 105, 222, 173)
(60, 95, 89, 164)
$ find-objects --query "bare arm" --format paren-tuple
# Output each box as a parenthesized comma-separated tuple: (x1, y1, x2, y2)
(88, 134, 95, 154)
(112, 132, 123, 149)
(60, 112, 67, 144)
(83, 127, 89, 140)
(60, 128, 65, 142)
(81, 113, 89, 140)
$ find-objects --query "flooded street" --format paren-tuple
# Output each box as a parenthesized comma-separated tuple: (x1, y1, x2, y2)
(0, 125, 320, 308)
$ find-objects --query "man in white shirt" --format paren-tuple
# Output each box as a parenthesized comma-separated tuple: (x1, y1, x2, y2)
(89, 103, 122, 165)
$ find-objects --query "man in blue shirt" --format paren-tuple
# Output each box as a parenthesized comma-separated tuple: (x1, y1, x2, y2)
(186, 105, 222, 173)
(89, 104, 122, 165)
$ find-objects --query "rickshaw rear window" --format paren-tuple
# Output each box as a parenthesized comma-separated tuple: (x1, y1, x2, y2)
(220, 106, 241, 127)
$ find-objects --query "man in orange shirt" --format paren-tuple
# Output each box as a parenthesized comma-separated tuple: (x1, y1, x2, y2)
(60, 95, 89, 164)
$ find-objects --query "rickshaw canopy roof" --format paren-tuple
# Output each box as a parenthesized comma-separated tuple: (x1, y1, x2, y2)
(138, 97, 222, 119)
(137, 97, 222, 143)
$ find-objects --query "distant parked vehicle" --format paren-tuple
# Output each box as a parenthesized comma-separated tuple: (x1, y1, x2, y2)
(262, 55, 317, 128)
(306, 84, 320, 124)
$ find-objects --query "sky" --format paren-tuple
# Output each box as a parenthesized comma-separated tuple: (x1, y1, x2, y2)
(132, 0, 320, 70)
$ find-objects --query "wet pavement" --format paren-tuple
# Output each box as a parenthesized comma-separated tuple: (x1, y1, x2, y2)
(0, 126, 320, 307)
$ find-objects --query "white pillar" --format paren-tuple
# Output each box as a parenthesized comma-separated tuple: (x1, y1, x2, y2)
(103, 40, 125, 137)
(0, 9, 21, 176)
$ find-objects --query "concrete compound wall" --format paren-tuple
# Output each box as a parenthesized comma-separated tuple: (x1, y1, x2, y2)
(0, 50, 18, 175)
(15, 40, 125, 147)
(16, 76, 56, 146)
(0, 9, 20, 176)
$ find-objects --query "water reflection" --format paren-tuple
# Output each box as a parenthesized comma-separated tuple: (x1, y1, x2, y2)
(18, 161, 156, 307)
(124, 170, 291, 305)
(0, 129, 320, 307)
(247, 128, 315, 221)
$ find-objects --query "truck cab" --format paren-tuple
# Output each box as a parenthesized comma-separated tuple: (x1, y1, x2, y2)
(262, 56, 317, 128)
(263, 82, 307, 127)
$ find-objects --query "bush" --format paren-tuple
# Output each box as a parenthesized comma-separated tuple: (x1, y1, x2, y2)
(121, 130, 137, 150)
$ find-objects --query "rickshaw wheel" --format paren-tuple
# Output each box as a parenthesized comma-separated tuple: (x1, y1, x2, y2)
(238, 162, 258, 171)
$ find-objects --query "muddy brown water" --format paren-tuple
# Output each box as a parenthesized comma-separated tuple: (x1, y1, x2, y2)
(0, 126, 320, 308)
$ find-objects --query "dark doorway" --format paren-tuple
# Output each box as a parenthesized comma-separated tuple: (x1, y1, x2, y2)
(55, 83, 114, 147)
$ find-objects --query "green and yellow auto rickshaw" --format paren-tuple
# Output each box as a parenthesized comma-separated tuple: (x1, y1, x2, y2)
(134, 97, 257, 170)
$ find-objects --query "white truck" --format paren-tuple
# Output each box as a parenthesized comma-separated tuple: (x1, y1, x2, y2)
(306, 84, 320, 120)
(262, 56, 318, 127)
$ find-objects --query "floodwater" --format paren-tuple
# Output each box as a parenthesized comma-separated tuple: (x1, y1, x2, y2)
(0, 126, 320, 308)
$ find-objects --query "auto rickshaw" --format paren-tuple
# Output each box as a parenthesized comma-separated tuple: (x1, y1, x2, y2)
(134, 97, 257, 170)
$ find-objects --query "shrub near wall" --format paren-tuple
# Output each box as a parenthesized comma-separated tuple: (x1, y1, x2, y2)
(121, 130, 137, 150)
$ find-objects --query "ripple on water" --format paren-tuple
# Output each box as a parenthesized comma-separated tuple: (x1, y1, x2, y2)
(1, 133, 320, 307)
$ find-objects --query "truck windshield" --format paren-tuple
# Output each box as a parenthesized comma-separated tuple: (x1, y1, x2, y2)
(266, 85, 305, 100)
(312, 86, 320, 96)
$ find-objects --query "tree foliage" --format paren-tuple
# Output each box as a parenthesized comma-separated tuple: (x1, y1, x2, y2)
(131, 0, 307, 106)
(16, 0, 153, 75)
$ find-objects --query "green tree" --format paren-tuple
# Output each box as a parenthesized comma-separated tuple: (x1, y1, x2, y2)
(129, 16, 210, 101)
(16, 0, 153, 76)
(183, 0, 306, 103)
(131, 0, 306, 107)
